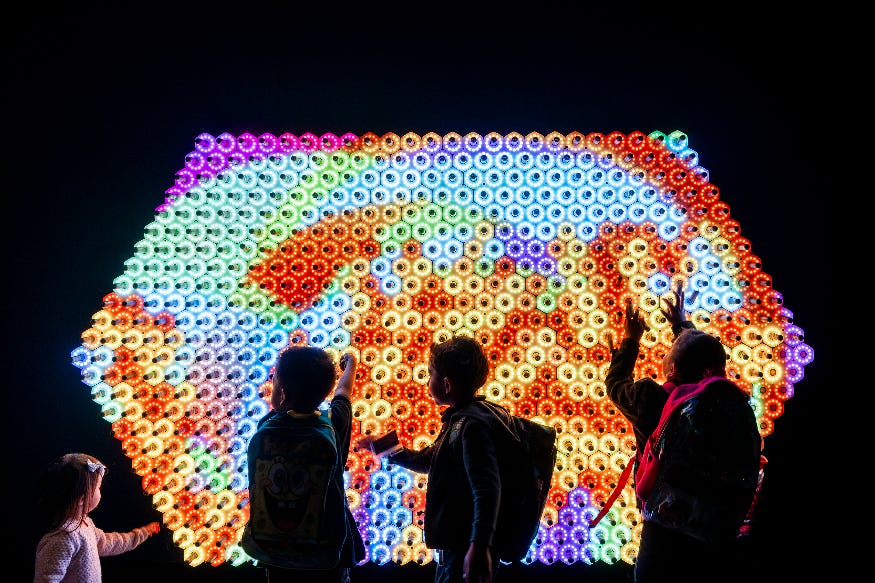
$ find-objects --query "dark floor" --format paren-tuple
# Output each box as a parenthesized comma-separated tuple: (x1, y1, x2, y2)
(100, 558, 637, 583)
(95, 532, 794, 583)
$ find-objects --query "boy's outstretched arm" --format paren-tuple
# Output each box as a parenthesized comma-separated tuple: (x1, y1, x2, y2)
(334, 352, 357, 399)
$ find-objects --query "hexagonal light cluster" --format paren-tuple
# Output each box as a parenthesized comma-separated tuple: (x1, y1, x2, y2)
(71, 130, 812, 569)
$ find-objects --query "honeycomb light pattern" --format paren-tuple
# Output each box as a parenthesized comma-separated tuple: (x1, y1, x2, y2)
(71, 130, 813, 569)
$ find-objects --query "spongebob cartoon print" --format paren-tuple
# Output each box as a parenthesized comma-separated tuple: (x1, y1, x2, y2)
(242, 413, 347, 568)
(251, 431, 334, 540)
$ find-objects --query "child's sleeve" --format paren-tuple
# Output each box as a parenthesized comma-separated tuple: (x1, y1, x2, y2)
(330, 393, 354, 462)
(93, 523, 153, 557)
(386, 444, 432, 474)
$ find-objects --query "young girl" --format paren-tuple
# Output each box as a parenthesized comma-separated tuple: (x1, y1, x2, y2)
(33, 453, 160, 582)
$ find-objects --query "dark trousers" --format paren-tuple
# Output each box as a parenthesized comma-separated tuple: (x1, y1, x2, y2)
(434, 548, 501, 583)
(634, 521, 748, 583)
(265, 566, 350, 583)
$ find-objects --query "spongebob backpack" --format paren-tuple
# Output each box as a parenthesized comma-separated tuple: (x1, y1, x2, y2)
(242, 411, 349, 569)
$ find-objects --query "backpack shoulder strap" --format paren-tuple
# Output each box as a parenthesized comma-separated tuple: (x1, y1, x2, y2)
(588, 453, 637, 528)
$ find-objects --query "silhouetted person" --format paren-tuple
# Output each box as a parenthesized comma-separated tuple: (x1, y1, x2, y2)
(242, 347, 365, 583)
(359, 336, 503, 583)
(606, 282, 762, 583)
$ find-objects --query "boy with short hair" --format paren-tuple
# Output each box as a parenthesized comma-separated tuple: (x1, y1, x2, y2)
(360, 335, 502, 583)
(243, 346, 365, 583)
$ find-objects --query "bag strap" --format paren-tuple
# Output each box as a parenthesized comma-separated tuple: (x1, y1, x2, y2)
(588, 452, 637, 528)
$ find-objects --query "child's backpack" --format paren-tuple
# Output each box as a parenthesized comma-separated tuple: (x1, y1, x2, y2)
(241, 411, 350, 569)
(591, 376, 765, 544)
(456, 400, 558, 562)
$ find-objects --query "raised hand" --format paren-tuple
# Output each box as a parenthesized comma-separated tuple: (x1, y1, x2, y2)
(623, 297, 649, 343)
(660, 280, 690, 331)
(339, 352, 355, 371)
(335, 352, 358, 398)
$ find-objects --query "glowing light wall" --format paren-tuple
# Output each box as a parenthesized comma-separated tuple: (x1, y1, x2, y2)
(71, 130, 813, 568)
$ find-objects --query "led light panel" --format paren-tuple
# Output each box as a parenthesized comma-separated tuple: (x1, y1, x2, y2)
(71, 130, 813, 568)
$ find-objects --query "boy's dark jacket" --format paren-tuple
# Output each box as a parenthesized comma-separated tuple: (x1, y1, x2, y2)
(388, 396, 506, 554)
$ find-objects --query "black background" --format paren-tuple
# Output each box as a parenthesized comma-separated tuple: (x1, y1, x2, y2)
(7, 6, 838, 582)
